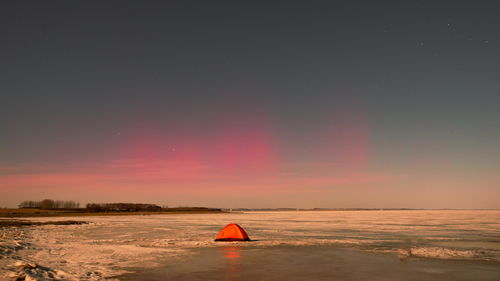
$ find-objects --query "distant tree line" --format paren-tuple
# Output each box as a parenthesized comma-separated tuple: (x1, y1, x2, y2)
(18, 199, 222, 213)
(85, 203, 162, 212)
(19, 199, 80, 209)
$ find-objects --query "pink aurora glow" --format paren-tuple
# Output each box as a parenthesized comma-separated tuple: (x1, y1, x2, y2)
(0, 104, 385, 206)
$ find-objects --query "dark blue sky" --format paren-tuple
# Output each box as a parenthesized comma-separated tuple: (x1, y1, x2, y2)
(1, 1, 499, 208)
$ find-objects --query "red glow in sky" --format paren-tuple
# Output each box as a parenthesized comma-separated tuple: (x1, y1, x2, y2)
(0, 102, 387, 207)
(2, 100, 497, 209)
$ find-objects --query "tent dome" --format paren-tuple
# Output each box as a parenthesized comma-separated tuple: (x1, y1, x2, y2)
(215, 223, 250, 241)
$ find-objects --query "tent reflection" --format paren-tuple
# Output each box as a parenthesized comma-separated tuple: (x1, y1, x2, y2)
(222, 246, 242, 259)
(220, 246, 243, 281)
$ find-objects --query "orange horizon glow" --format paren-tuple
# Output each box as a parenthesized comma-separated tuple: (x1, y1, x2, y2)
(2, 103, 498, 209)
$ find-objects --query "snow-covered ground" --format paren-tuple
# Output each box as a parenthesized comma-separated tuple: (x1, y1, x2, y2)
(1, 210, 499, 280)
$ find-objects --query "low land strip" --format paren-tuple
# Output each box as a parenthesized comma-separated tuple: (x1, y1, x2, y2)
(0, 208, 224, 218)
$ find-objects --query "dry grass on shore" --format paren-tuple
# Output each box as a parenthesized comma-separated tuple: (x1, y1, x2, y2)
(0, 208, 224, 218)
(0, 219, 87, 227)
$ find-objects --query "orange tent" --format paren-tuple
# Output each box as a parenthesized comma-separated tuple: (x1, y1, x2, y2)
(215, 223, 251, 241)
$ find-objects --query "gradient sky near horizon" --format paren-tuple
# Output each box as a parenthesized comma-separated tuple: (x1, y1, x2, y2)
(1, 1, 499, 208)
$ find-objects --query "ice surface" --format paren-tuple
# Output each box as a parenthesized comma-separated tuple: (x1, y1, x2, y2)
(1, 210, 499, 280)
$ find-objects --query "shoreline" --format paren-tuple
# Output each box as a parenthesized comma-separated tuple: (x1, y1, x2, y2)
(0, 208, 225, 218)
(0, 219, 88, 227)
(1, 208, 497, 218)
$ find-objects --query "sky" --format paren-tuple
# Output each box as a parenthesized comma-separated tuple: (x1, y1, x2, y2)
(1, 1, 499, 208)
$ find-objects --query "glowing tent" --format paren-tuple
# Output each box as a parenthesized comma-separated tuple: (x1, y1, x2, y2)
(215, 223, 251, 241)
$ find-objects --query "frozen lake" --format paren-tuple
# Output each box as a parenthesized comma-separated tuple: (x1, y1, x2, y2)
(1, 210, 500, 280)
